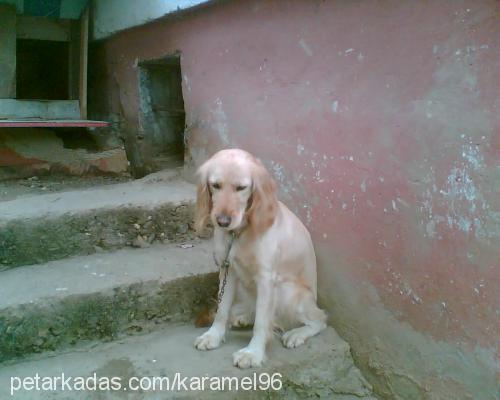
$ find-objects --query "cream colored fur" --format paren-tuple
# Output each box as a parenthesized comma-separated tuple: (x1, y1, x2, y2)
(194, 149, 326, 368)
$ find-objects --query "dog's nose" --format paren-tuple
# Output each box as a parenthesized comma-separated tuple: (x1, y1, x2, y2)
(216, 214, 232, 228)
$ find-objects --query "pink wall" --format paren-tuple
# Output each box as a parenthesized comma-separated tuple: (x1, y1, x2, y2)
(90, 1, 499, 398)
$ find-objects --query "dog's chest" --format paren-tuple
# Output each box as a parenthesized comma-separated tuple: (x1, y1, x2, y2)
(229, 243, 258, 288)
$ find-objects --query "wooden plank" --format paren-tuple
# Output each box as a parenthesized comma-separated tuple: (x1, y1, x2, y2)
(17, 16, 71, 42)
(0, 120, 110, 128)
(78, 7, 89, 119)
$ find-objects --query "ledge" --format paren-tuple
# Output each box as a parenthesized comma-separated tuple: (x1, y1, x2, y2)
(0, 119, 110, 128)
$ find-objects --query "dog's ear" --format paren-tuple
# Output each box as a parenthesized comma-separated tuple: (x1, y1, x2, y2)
(194, 160, 212, 234)
(247, 159, 278, 234)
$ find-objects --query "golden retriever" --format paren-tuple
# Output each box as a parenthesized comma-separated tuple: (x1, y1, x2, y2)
(194, 148, 326, 368)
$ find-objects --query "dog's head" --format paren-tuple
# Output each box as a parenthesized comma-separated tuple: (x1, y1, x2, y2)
(194, 149, 278, 234)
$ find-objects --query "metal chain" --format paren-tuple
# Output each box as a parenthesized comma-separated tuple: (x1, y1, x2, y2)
(215, 232, 236, 305)
(217, 263, 229, 304)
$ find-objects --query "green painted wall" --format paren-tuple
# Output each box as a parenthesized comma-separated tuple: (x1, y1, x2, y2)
(0, 0, 87, 19)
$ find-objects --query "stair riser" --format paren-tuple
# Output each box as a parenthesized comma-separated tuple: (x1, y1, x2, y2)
(0, 272, 217, 363)
(0, 202, 194, 269)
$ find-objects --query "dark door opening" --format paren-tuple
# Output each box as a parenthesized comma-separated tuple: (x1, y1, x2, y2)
(139, 55, 185, 169)
(16, 39, 69, 100)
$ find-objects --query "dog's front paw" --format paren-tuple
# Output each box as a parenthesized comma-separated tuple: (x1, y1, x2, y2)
(232, 347, 264, 369)
(194, 328, 224, 350)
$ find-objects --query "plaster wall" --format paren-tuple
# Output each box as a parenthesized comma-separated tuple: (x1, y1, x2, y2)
(89, 1, 500, 398)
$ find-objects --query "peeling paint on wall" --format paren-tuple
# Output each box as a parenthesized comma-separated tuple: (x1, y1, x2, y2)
(210, 98, 230, 146)
(331, 100, 339, 113)
(298, 38, 313, 56)
(420, 141, 495, 241)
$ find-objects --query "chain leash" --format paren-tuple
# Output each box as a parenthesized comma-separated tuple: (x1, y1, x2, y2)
(214, 232, 236, 305)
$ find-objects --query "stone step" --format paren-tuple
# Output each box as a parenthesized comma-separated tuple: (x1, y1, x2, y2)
(0, 324, 376, 399)
(0, 171, 197, 269)
(0, 240, 217, 363)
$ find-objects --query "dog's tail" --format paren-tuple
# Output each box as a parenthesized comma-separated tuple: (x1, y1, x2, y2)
(195, 304, 216, 328)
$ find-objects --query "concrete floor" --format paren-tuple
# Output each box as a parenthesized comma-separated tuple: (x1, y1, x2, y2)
(0, 324, 375, 399)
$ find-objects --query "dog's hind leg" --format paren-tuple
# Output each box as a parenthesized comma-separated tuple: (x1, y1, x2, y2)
(230, 283, 255, 327)
(281, 287, 327, 349)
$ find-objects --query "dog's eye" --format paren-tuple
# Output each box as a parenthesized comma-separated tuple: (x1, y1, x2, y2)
(212, 183, 221, 190)
(235, 185, 247, 192)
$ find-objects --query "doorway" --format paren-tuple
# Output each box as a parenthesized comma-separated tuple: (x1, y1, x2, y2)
(16, 39, 69, 100)
(138, 55, 185, 169)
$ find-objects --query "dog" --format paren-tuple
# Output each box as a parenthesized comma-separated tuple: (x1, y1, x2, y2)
(193, 149, 326, 368)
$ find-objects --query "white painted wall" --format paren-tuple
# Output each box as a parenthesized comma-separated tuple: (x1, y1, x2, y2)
(91, 0, 211, 40)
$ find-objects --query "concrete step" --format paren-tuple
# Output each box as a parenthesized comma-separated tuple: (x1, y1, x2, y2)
(0, 170, 196, 269)
(0, 240, 217, 363)
(0, 324, 376, 399)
